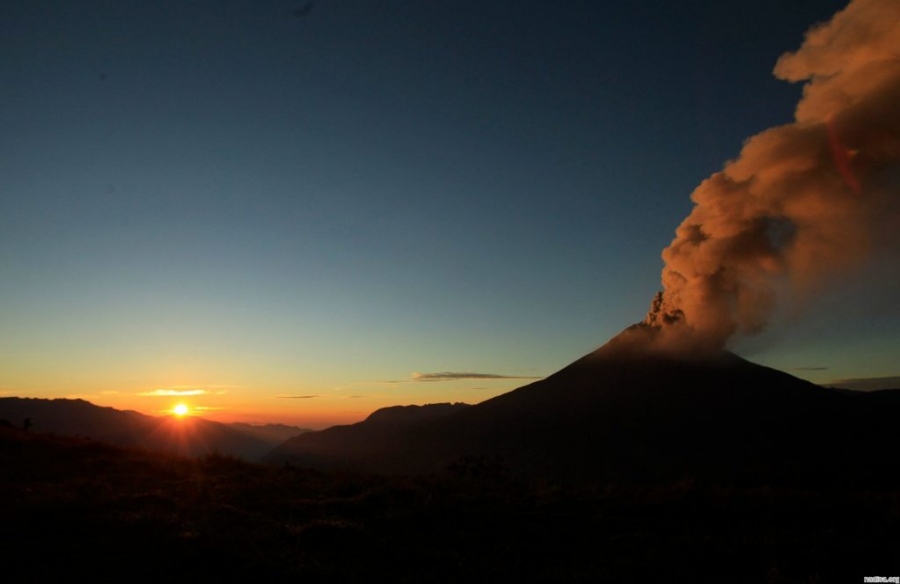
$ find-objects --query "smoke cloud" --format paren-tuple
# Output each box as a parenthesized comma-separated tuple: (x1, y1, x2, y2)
(646, 0, 900, 351)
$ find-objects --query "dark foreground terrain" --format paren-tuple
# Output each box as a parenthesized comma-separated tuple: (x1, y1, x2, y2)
(2, 426, 898, 583)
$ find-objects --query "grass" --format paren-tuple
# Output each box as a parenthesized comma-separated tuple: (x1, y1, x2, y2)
(2, 427, 898, 583)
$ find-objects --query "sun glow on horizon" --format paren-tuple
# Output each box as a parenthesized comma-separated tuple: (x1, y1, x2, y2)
(173, 403, 189, 417)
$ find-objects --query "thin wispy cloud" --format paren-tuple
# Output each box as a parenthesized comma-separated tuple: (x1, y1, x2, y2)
(400, 372, 543, 383)
(153, 405, 224, 416)
(793, 366, 829, 371)
(138, 389, 207, 397)
(275, 394, 319, 399)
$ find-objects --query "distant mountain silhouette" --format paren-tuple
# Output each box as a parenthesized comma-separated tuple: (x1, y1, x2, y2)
(228, 422, 312, 445)
(0, 398, 307, 461)
(268, 325, 900, 486)
(266, 403, 471, 471)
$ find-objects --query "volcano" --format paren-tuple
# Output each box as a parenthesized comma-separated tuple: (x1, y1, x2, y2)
(268, 326, 900, 485)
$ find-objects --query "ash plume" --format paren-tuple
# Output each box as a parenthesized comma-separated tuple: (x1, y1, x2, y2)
(647, 0, 900, 350)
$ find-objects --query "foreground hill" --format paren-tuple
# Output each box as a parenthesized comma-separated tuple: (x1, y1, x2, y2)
(0, 397, 306, 461)
(268, 326, 900, 486)
(3, 426, 898, 582)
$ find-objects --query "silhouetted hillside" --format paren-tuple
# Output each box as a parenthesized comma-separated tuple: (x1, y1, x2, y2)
(228, 422, 310, 444)
(0, 397, 306, 461)
(267, 402, 471, 471)
(268, 326, 900, 486)
(3, 425, 898, 582)
(365, 402, 471, 425)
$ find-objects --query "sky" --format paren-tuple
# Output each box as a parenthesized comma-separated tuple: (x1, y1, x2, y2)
(2, 0, 897, 428)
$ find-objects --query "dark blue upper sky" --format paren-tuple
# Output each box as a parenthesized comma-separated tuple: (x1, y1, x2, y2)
(5, 0, 889, 424)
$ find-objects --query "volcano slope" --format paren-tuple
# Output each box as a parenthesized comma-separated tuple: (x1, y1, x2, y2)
(268, 326, 900, 487)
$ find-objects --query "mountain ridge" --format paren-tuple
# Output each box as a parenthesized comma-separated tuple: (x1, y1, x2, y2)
(0, 397, 307, 461)
(268, 326, 900, 485)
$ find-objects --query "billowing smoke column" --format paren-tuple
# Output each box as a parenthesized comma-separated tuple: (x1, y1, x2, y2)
(646, 0, 900, 351)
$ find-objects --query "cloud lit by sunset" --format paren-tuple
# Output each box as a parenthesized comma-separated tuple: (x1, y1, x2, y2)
(140, 389, 207, 397)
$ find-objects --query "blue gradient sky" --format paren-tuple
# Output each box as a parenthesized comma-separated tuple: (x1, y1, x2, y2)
(3, 0, 895, 427)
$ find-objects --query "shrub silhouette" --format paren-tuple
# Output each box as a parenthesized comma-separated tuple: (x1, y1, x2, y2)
(447, 454, 507, 479)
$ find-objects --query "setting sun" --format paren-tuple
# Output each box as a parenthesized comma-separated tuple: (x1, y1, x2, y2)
(173, 403, 189, 417)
